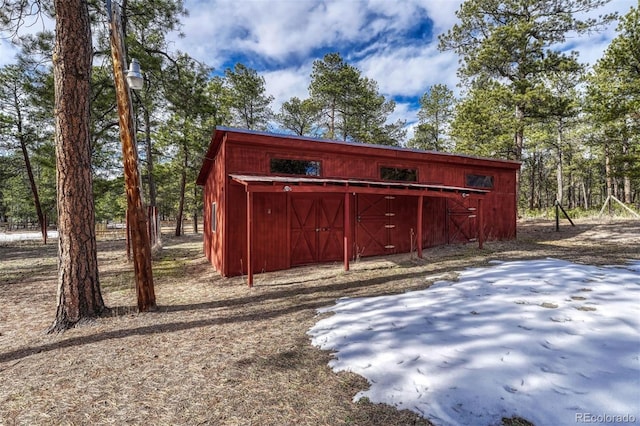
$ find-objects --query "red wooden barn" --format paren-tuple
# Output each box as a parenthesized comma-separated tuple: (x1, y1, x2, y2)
(196, 127, 520, 286)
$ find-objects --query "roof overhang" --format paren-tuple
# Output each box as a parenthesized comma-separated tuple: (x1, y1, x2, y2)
(230, 174, 488, 199)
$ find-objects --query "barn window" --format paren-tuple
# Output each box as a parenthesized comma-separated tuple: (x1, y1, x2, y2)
(466, 174, 494, 189)
(380, 166, 417, 182)
(211, 202, 217, 232)
(270, 158, 321, 176)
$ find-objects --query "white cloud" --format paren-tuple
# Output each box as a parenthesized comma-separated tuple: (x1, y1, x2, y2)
(418, 0, 464, 33)
(174, 0, 466, 133)
(0, 40, 18, 67)
(388, 101, 417, 125)
(263, 64, 314, 110)
(389, 101, 420, 141)
(2, 0, 632, 139)
(177, 0, 372, 65)
(562, 0, 636, 68)
(177, 0, 463, 66)
(356, 45, 460, 98)
(0, 10, 54, 68)
(568, 34, 617, 68)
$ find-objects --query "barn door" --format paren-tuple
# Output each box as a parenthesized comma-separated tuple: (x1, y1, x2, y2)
(446, 198, 477, 244)
(317, 196, 344, 262)
(355, 194, 396, 257)
(290, 194, 343, 265)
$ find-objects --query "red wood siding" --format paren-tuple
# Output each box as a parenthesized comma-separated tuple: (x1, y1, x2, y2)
(423, 197, 447, 247)
(225, 183, 247, 276)
(355, 194, 388, 257)
(225, 187, 292, 275)
(202, 135, 227, 273)
(446, 198, 477, 244)
(198, 128, 520, 279)
(253, 193, 289, 273)
(355, 194, 457, 257)
(392, 195, 418, 253)
(290, 194, 344, 266)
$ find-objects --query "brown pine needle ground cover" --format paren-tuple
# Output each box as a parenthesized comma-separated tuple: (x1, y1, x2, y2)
(1, 218, 639, 425)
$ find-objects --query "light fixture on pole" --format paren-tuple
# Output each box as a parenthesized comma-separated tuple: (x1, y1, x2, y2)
(106, 0, 156, 312)
(126, 58, 144, 90)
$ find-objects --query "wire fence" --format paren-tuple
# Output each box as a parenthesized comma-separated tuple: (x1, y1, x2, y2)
(1, 218, 203, 243)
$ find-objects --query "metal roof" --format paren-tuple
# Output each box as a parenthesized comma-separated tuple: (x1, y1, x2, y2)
(230, 174, 489, 197)
(215, 126, 521, 164)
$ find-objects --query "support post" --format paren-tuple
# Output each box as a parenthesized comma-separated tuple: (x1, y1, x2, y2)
(611, 195, 640, 218)
(344, 192, 351, 271)
(285, 192, 291, 269)
(417, 195, 423, 258)
(478, 198, 484, 249)
(556, 199, 576, 228)
(598, 195, 611, 217)
(43, 213, 47, 245)
(107, 0, 155, 311)
(246, 190, 254, 287)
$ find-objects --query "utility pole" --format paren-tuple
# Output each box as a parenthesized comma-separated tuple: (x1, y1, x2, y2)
(106, 0, 156, 311)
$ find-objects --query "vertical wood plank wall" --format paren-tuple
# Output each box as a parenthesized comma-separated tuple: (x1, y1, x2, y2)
(198, 129, 520, 278)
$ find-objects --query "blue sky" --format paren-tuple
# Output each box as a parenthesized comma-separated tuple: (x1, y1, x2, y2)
(0, 0, 635, 138)
(172, 0, 636, 137)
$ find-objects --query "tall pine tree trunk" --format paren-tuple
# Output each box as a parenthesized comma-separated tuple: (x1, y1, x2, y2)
(49, 0, 105, 332)
(15, 110, 46, 243)
(144, 107, 161, 246)
(604, 143, 613, 213)
(581, 182, 589, 209)
(328, 98, 336, 139)
(193, 185, 198, 234)
(514, 104, 525, 212)
(528, 152, 536, 211)
(175, 139, 188, 237)
(19, 136, 46, 243)
(622, 137, 631, 204)
(175, 168, 186, 236)
(144, 108, 157, 207)
(555, 124, 564, 205)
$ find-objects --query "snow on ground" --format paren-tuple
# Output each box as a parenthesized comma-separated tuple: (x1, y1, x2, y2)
(308, 259, 640, 426)
(0, 231, 58, 242)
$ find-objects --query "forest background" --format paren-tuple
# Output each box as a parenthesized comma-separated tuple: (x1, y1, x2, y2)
(1, 0, 638, 237)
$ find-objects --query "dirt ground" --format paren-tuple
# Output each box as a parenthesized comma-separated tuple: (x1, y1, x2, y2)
(0, 218, 638, 426)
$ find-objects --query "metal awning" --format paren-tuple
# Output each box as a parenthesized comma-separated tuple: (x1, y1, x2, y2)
(230, 174, 488, 199)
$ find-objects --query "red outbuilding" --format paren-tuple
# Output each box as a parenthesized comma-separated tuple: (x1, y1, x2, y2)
(196, 127, 520, 286)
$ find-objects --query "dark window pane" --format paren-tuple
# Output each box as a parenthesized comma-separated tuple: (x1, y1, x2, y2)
(270, 158, 321, 176)
(466, 174, 494, 188)
(380, 167, 417, 182)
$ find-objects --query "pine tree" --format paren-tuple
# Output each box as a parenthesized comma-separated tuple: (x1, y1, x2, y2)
(408, 84, 456, 152)
(225, 63, 273, 130)
(440, 0, 616, 204)
(309, 53, 405, 145)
